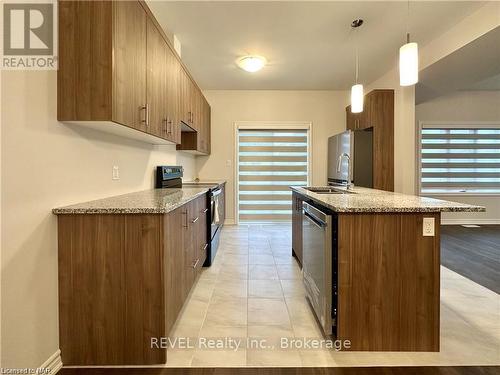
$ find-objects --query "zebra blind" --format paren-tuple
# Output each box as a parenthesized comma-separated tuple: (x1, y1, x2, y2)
(420, 126, 500, 194)
(238, 129, 309, 221)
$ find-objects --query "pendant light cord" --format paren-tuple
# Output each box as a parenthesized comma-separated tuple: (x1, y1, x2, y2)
(355, 28, 359, 84)
(350, 19, 363, 85)
(406, 0, 410, 43)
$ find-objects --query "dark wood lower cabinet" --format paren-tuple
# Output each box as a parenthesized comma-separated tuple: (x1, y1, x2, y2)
(58, 194, 208, 365)
(337, 212, 440, 351)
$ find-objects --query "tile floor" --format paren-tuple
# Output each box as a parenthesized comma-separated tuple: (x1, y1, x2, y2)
(166, 224, 500, 367)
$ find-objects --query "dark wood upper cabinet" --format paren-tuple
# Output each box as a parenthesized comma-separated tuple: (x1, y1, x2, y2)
(113, 1, 147, 131)
(176, 89, 211, 155)
(146, 17, 167, 138)
(166, 48, 181, 144)
(345, 89, 394, 191)
(179, 68, 193, 128)
(58, 0, 210, 153)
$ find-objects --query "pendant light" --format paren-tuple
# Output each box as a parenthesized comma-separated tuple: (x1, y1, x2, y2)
(399, 1, 419, 86)
(350, 19, 364, 113)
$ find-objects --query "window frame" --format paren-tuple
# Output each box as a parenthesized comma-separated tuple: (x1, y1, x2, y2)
(416, 121, 500, 197)
(234, 121, 313, 224)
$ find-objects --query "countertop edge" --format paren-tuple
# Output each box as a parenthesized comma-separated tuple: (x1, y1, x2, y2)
(52, 188, 210, 215)
(182, 180, 226, 187)
(290, 186, 486, 213)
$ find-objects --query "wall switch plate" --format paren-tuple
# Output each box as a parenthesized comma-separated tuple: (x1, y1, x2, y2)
(423, 217, 435, 237)
(112, 166, 120, 180)
(226, 159, 232, 167)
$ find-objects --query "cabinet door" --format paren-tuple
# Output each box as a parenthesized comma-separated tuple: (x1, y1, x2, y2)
(166, 46, 181, 143)
(346, 106, 356, 130)
(186, 199, 200, 289)
(291, 193, 303, 267)
(359, 94, 372, 129)
(164, 207, 185, 334)
(180, 202, 194, 299)
(190, 83, 200, 131)
(112, 1, 147, 131)
(179, 69, 192, 126)
(199, 97, 211, 154)
(196, 195, 209, 269)
(204, 100, 211, 154)
(146, 18, 167, 138)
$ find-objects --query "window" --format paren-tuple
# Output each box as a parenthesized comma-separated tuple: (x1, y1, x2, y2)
(237, 127, 310, 222)
(419, 124, 500, 194)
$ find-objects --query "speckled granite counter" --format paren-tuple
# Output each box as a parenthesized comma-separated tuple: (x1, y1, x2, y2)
(290, 186, 485, 213)
(52, 187, 209, 215)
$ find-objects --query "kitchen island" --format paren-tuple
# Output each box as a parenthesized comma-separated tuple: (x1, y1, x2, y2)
(290, 186, 484, 352)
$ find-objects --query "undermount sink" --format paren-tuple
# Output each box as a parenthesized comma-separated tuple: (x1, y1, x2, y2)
(304, 187, 355, 194)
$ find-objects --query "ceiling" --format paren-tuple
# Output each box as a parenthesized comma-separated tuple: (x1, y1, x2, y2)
(147, 1, 485, 90)
(416, 26, 500, 104)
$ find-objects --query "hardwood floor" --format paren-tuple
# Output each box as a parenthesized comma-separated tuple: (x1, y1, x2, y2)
(441, 225, 500, 293)
(59, 367, 500, 375)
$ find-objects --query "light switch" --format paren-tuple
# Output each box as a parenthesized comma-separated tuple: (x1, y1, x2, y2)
(423, 217, 435, 237)
(112, 166, 120, 180)
(226, 159, 232, 167)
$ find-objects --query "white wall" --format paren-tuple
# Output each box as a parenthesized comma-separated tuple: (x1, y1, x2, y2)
(416, 90, 500, 224)
(197, 90, 349, 223)
(364, 2, 500, 222)
(0, 71, 196, 367)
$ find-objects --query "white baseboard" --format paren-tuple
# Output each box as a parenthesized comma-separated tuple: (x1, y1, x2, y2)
(441, 218, 500, 225)
(41, 349, 62, 374)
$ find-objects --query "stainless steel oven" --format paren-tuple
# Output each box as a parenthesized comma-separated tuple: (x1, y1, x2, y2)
(211, 187, 223, 239)
(302, 202, 335, 336)
(206, 186, 223, 266)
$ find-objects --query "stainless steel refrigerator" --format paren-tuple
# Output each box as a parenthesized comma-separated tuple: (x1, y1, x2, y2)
(327, 129, 373, 187)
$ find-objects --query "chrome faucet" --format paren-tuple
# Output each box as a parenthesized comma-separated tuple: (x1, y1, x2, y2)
(336, 153, 353, 190)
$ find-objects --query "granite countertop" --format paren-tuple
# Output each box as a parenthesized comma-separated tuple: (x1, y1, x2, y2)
(290, 186, 485, 213)
(52, 188, 210, 215)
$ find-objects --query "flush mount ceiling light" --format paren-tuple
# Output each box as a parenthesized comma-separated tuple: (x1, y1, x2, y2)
(350, 19, 364, 113)
(399, 0, 419, 86)
(236, 55, 267, 73)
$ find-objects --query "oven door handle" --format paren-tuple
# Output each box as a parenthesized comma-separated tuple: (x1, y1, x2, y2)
(303, 209, 327, 228)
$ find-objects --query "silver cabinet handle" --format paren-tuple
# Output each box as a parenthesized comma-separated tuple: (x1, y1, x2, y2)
(167, 118, 173, 134)
(203, 208, 208, 213)
(191, 216, 199, 223)
(203, 243, 208, 251)
(163, 118, 168, 135)
(192, 258, 200, 269)
(141, 104, 149, 126)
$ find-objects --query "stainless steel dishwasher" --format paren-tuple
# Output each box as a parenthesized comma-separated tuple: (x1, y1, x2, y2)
(302, 202, 335, 335)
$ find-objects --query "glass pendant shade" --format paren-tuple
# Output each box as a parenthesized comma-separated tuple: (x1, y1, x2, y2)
(351, 84, 364, 113)
(399, 41, 419, 86)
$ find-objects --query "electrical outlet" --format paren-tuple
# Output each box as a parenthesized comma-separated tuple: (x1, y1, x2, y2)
(112, 166, 120, 180)
(226, 159, 232, 167)
(423, 217, 435, 237)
